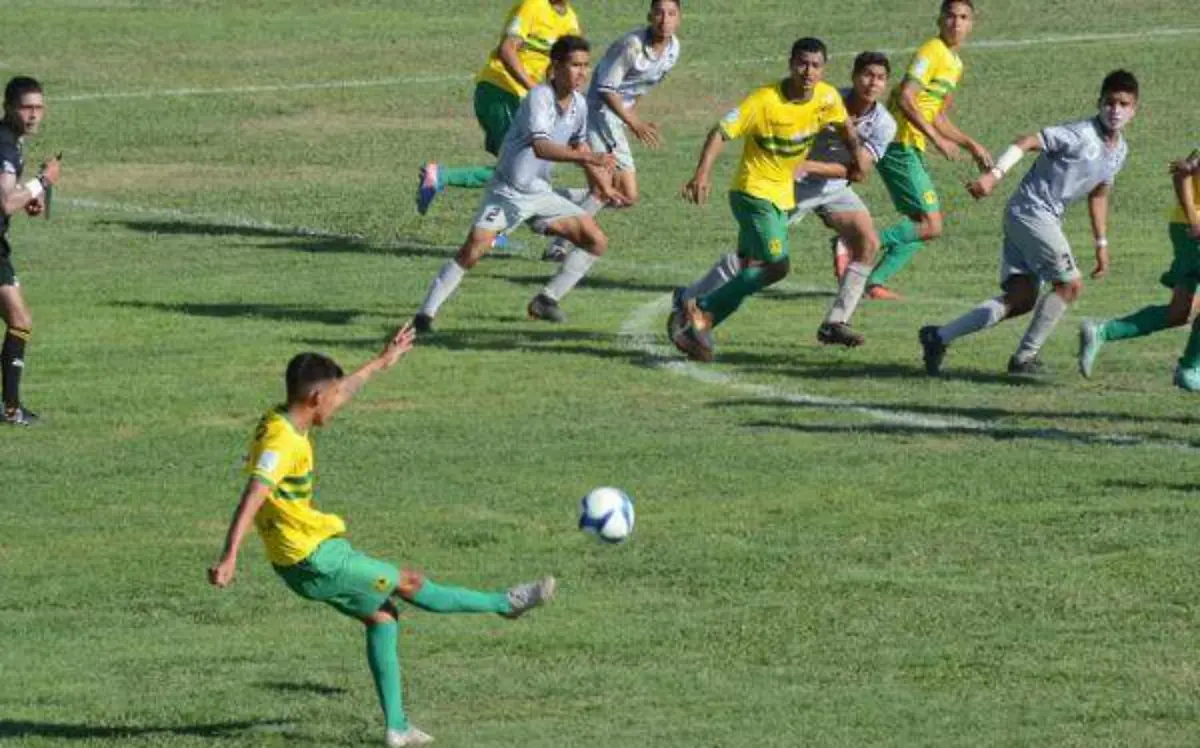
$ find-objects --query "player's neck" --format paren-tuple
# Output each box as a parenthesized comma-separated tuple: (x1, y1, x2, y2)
(550, 0, 568, 15)
(1095, 119, 1122, 146)
(552, 81, 575, 106)
(846, 92, 873, 117)
(939, 33, 962, 51)
(782, 78, 814, 104)
(284, 404, 316, 432)
(646, 27, 670, 53)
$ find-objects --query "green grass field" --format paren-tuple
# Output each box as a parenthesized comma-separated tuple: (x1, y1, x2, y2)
(4, 1, 1200, 745)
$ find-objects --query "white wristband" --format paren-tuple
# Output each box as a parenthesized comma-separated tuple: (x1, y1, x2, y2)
(1095, 236, 1108, 249)
(24, 178, 43, 200)
(992, 144, 1025, 178)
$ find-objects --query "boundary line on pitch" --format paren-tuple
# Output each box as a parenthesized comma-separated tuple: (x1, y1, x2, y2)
(51, 27, 1200, 103)
(617, 295, 1200, 452)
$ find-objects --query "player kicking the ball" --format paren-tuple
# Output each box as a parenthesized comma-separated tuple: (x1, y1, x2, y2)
(208, 325, 555, 748)
(920, 70, 1137, 376)
(674, 51, 893, 348)
(670, 37, 860, 362)
(413, 36, 623, 331)
(543, 0, 682, 262)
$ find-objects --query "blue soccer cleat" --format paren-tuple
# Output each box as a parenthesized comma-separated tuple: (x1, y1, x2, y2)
(415, 163, 441, 216)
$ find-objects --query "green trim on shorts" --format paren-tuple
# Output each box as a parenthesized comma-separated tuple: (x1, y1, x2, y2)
(877, 143, 941, 217)
(1161, 222, 1200, 291)
(275, 537, 399, 619)
(474, 81, 522, 157)
(728, 191, 789, 263)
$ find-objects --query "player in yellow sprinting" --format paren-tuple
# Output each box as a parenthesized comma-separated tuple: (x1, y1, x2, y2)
(417, 0, 581, 214)
(208, 325, 556, 748)
(864, 0, 993, 300)
(671, 37, 862, 362)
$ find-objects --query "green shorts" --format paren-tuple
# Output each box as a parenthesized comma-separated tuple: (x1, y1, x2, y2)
(729, 191, 789, 262)
(275, 537, 399, 619)
(0, 238, 16, 287)
(877, 143, 941, 217)
(1160, 223, 1200, 291)
(474, 82, 522, 157)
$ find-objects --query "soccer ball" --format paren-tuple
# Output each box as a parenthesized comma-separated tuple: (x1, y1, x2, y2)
(578, 487, 635, 543)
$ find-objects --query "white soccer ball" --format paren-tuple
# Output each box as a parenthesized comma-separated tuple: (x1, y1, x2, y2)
(578, 487, 635, 543)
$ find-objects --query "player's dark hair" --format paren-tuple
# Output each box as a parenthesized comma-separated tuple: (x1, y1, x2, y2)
(285, 352, 344, 403)
(550, 35, 590, 63)
(4, 76, 42, 109)
(852, 51, 890, 76)
(790, 37, 828, 62)
(1100, 69, 1139, 100)
(650, 0, 681, 9)
(940, 0, 974, 14)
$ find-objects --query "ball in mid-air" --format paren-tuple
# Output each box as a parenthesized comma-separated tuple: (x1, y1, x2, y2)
(578, 487, 635, 543)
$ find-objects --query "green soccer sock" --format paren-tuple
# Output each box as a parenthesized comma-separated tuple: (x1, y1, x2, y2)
(867, 218, 923, 287)
(366, 620, 408, 732)
(410, 579, 511, 614)
(440, 166, 495, 189)
(698, 264, 767, 327)
(1180, 319, 1200, 368)
(1100, 305, 1171, 342)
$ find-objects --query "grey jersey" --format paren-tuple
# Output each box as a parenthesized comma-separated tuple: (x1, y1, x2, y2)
(796, 88, 896, 194)
(1008, 117, 1127, 219)
(495, 83, 588, 194)
(587, 28, 680, 111)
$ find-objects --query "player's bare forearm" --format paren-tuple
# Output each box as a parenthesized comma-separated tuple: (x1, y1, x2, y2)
(834, 122, 870, 182)
(217, 481, 268, 562)
(533, 138, 593, 165)
(695, 128, 725, 178)
(898, 83, 943, 145)
(1174, 169, 1200, 227)
(1088, 184, 1110, 243)
(601, 91, 641, 130)
(800, 161, 850, 180)
(331, 325, 415, 412)
(498, 36, 536, 91)
(0, 175, 41, 216)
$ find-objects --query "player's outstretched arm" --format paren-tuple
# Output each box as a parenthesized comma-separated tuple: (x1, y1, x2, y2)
(834, 121, 868, 183)
(601, 91, 660, 148)
(498, 34, 537, 92)
(0, 156, 59, 217)
(933, 104, 992, 171)
(681, 127, 724, 204)
(208, 479, 271, 588)
(1087, 183, 1111, 279)
(896, 81, 958, 160)
(966, 133, 1041, 200)
(532, 137, 615, 171)
(327, 324, 416, 414)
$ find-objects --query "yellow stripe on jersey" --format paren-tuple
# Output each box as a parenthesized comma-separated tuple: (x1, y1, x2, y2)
(1171, 173, 1200, 224)
(477, 0, 581, 99)
(719, 80, 848, 211)
(244, 407, 345, 567)
(889, 37, 964, 151)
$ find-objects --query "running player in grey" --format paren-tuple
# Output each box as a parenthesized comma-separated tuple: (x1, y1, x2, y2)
(543, 0, 681, 262)
(413, 36, 621, 332)
(674, 51, 893, 348)
(919, 70, 1138, 376)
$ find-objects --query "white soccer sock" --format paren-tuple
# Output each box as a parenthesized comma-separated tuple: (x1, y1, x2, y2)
(938, 297, 1008, 344)
(1014, 291, 1070, 362)
(682, 253, 740, 301)
(824, 262, 869, 325)
(541, 249, 598, 301)
(419, 260, 466, 317)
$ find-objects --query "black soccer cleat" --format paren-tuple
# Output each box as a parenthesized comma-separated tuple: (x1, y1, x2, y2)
(919, 325, 947, 376)
(817, 322, 864, 348)
(527, 294, 566, 323)
(1007, 355, 1046, 377)
(2, 405, 39, 426)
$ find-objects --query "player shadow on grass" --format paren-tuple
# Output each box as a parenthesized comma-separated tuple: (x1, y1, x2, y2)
(111, 219, 523, 262)
(259, 680, 348, 696)
(482, 271, 681, 295)
(0, 718, 292, 741)
(1102, 479, 1200, 492)
(114, 301, 368, 326)
(750, 361, 1052, 387)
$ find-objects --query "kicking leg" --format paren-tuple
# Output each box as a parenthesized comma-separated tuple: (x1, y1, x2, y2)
(530, 214, 608, 322)
(1080, 286, 1193, 378)
(919, 274, 1036, 376)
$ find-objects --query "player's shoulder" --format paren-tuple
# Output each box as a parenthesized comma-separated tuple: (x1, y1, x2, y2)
(915, 36, 948, 58)
(254, 406, 300, 445)
(814, 81, 841, 102)
(0, 125, 19, 162)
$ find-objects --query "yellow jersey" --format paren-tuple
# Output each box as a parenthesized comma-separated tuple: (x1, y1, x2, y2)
(890, 37, 964, 151)
(719, 80, 848, 211)
(476, 0, 581, 98)
(244, 407, 345, 567)
(1172, 172, 1200, 224)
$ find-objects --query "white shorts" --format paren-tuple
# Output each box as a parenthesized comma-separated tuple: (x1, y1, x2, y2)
(999, 207, 1080, 286)
(586, 107, 635, 173)
(787, 181, 868, 226)
(472, 182, 586, 235)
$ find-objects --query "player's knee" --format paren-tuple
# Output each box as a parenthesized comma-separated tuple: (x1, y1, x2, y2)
(581, 221, 608, 256)
(762, 258, 790, 286)
(1055, 279, 1083, 303)
(1167, 305, 1192, 327)
(456, 237, 490, 269)
(7, 310, 31, 332)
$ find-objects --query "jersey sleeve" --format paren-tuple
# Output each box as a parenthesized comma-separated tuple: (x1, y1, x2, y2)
(867, 112, 898, 162)
(0, 140, 20, 177)
(903, 41, 940, 87)
(595, 37, 637, 96)
(718, 91, 762, 141)
(527, 86, 557, 140)
(1037, 122, 1083, 157)
(505, 0, 541, 40)
(246, 425, 295, 488)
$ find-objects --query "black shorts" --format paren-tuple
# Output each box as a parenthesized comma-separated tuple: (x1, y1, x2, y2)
(0, 237, 14, 288)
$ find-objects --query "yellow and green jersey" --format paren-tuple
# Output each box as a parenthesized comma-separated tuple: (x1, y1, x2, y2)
(1172, 171, 1200, 224)
(244, 407, 345, 567)
(719, 80, 848, 211)
(477, 0, 581, 99)
(889, 36, 964, 151)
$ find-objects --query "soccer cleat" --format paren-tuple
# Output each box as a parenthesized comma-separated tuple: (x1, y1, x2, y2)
(1007, 355, 1046, 377)
(501, 575, 557, 620)
(2, 406, 39, 426)
(541, 237, 569, 263)
(412, 313, 435, 335)
(919, 325, 946, 376)
(1078, 319, 1104, 379)
(830, 236, 850, 280)
(665, 287, 688, 340)
(416, 163, 441, 216)
(386, 726, 434, 747)
(866, 285, 902, 301)
(817, 322, 864, 348)
(1174, 365, 1200, 392)
(671, 299, 716, 362)
(527, 294, 566, 323)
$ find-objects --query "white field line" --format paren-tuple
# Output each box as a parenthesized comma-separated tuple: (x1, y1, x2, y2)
(617, 295, 1200, 451)
(52, 27, 1200, 103)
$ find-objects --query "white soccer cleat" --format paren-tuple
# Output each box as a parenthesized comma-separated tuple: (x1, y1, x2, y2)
(386, 726, 434, 747)
(1174, 365, 1200, 392)
(1078, 319, 1104, 379)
